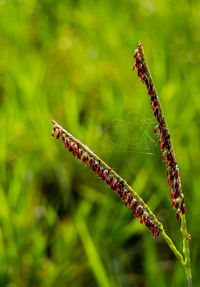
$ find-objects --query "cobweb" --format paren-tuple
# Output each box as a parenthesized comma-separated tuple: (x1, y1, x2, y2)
(99, 105, 157, 156)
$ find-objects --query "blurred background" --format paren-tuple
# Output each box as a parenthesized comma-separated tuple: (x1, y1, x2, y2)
(0, 0, 200, 286)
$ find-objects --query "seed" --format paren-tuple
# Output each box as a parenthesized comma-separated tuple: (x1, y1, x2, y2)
(176, 209, 181, 220)
(130, 199, 137, 211)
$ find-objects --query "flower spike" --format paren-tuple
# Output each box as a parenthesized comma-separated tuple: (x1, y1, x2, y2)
(50, 119, 163, 238)
(133, 42, 185, 218)
(132, 42, 191, 284)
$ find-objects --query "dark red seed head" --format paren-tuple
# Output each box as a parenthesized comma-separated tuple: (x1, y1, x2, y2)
(76, 150, 82, 159)
(118, 180, 124, 189)
(104, 170, 109, 177)
(116, 188, 122, 196)
(133, 49, 139, 58)
(111, 179, 118, 191)
(92, 161, 99, 172)
(109, 176, 113, 185)
(175, 197, 179, 207)
(101, 170, 107, 181)
(130, 199, 137, 211)
(176, 209, 181, 220)
(125, 193, 133, 206)
(68, 141, 74, 152)
(64, 139, 69, 148)
(89, 158, 95, 168)
(121, 189, 128, 200)
(145, 77, 149, 85)
(170, 191, 174, 199)
(56, 129, 62, 139)
(144, 217, 152, 228)
(175, 168, 179, 178)
(152, 227, 159, 238)
(135, 205, 143, 218)
(173, 199, 179, 209)
(154, 126, 158, 134)
(174, 190, 180, 199)
(98, 167, 103, 177)
(181, 201, 185, 214)
(82, 153, 89, 165)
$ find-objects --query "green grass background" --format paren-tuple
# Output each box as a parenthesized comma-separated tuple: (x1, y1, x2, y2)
(0, 0, 200, 286)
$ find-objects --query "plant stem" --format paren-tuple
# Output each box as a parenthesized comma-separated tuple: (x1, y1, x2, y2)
(161, 230, 184, 264)
(133, 42, 192, 285)
(181, 214, 192, 286)
(187, 274, 192, 287)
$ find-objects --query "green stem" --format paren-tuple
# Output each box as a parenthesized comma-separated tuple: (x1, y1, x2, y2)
(187, 273, 192, 287)
(161, 230, 184, 264)
(134, 42, 192, 285)
(181, 214, 192, 286)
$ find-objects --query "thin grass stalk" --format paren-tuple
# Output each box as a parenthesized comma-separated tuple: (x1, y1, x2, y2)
(133, 42, 191, 285)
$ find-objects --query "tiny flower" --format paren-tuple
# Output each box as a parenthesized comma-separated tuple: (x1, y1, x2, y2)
(130, 199, 138, 211)
(170, 191, 175, 199)
(175, 168, 179, 178)
(121, 188, 128, 201)
(125, 193, 133, 207)
(135, 205, 143, 218)
(109, 176, 113, 185)
(64, 138, 69, 148)
(98, 166, 104, 177)
(102, 170, 108, 181)
(82, 153, 89, 165)
(77, 149, 83, 160)
(116, 187, 122, 197)
(176, 209, 181, 220)
(106, 176, 111, 185)
(152, 226, 160, 238)
(89, 158, 95, 169)
(111, 179, 118, 191)
(172, 199, 179, 209)
(56, 129, 62, 139)
(68, 141, 75, 153)
(181, 201, 185, 214)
